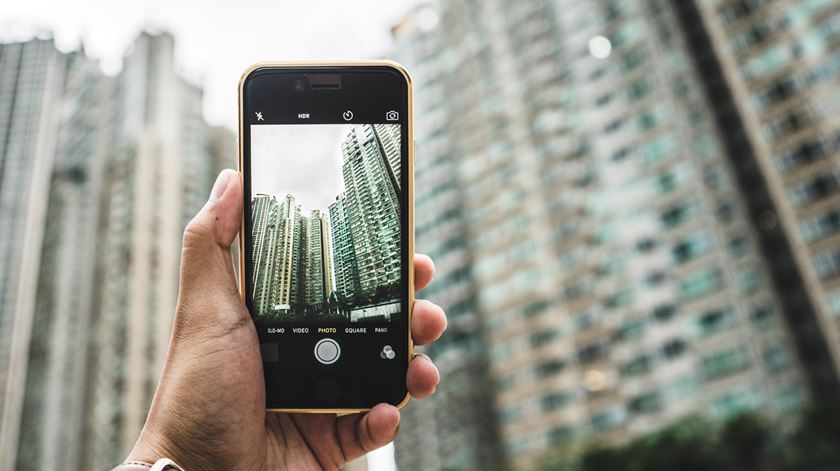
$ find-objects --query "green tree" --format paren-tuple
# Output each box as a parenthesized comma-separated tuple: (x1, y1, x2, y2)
(720, 412, 772, 471)
(789, 400, 840, 469)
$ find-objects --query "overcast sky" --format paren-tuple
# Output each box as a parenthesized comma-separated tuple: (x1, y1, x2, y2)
(0, 1, 415, 469)
(251, 124, 349, 212)
(0, 0, 419, 130)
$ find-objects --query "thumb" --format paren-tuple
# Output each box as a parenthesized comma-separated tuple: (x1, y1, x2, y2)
(178, 169, 243, 304)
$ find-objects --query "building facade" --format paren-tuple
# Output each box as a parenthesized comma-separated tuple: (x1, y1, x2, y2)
(338, 124, 402, 297)
(0, 32, 233, 470)
(250, 124, 402, 321)
(392, 0, 836, 469)
(683, 0, 840, 386)
(0, 39, 70, 471)
(329, 192, 359, 298)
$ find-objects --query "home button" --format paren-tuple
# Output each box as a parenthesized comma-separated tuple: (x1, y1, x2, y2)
(315, 377, 340, 403)
(314, 338, 341, 365)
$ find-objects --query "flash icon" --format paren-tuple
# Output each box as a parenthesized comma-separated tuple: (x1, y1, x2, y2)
(255, 112, 264, 121)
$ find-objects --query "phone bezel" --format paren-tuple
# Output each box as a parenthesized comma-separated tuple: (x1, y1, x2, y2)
(238, 61, 414, 413)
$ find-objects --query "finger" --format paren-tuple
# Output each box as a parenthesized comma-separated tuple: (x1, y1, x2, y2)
(175, 170, 246, 330)
(414, 254, 435, 291)
(184, 169, 243, 250)
(180, 169, 242, 284)
(335, 404, 400, 462)
(411, 300, 446, 346)
(407, 353, 440, 398)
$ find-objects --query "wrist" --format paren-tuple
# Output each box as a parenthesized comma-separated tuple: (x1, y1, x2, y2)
(113, 458, 184, 471)
(127, 428, 186, 470)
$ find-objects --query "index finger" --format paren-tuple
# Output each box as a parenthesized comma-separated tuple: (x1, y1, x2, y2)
(414, 254, 435, 291)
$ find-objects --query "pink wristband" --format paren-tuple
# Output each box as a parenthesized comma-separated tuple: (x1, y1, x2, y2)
(112, 458, 185, 471)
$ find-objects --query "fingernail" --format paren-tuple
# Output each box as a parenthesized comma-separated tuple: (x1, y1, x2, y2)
(211, 170, 231, 200)
(415, 352, 441, 385)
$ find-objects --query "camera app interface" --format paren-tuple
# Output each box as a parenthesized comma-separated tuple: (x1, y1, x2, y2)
(249, 123, 403, 326)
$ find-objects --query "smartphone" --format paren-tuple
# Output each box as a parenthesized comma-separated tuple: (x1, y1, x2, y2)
(238, 62, 414, 411)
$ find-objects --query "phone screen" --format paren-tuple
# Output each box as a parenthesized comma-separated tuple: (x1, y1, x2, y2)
(241, 66, 411, 409)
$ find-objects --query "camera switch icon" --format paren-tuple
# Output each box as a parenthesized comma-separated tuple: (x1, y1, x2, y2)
(380, 345, 396, 360)
(385, 110, 399, 121)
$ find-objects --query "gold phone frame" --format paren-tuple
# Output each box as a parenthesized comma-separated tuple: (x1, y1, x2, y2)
(237, 61, 415, 414)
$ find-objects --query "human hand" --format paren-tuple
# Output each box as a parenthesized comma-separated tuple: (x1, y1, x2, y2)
(125, 169, 447, 470)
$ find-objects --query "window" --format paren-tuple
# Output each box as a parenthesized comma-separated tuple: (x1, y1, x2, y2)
(596, 93, 613, 107)
(800, 207, 840, 243)
(673, 232, 713, 263)
(661, 201, 695, 229)
(763, 107, 813, 142)
(620, 48, 648, 72)
(535, 359, 566, 378)
(638, 110, 658, 131)
(612, 146, 632, 161)
(629, 391, 662, 414)
(547, 425, 574, 445)
(622, 355, 651, 376)
(652, 304, 677, 322)
(592, 406, 627, 431)
(826, 288, 840, 317)
(739, 267, 763, 294)
(636, 237, 656, 252)
(702, 347, 750, 380)
(615, 319, 645, 341)
(530, 329, 558, 348)
(775, 138, 825, 173)
(541, 391, 572, 411)
(730, 21, 772, 52)
(628, 76, 654, 101)
(728, 235, 750, 257)
(698, 307, 734, 336)
(646, 270, 667, 286)
(603, 118, 625, 134)
(752, 77, 798, 110)
(787, 170, 840, 207)
(750, 306, 775, 327)
(719, 0, 762, 24)
(712, 390, 756, 417)
(814, 249, 840, 280)
(764, 346, 789, 372)
(500, 405, 522, 424)
(578, 341, 608, 364)
(741, 43, 791, 81)
(662, 338, 687, 359)
(717, 201, 735, 223)
(680, 268, 723, 299)
(658, 171, 677, 193)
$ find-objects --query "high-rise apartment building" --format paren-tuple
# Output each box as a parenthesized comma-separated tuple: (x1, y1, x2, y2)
(373, 123, 403, 187)
(393, 0, 835, 469)
(677, 0, 840, 385)
(251, 193, 305, 315)
(338, 124, 401, 295)
(390, 6, 507, 470)
(0, 39, 100, 471)
(251, 124, 402, 322)
(252, 196, 341, 317)
(252, 194, 282, 313)
(15, 51, 115, 471)
(0, 32, 233, 470)
(84, 32, 228, 468)
(305, 209, 330, 305)
(329, 192, 359, 298)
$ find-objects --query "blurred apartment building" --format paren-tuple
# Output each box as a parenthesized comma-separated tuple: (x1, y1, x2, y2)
(0, 32, 233, 471)
(392, 0, 840, 469)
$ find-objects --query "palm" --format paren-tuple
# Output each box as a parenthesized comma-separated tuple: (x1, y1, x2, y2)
(265, 412, 376, 470)
(127, 172, 445, 471)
